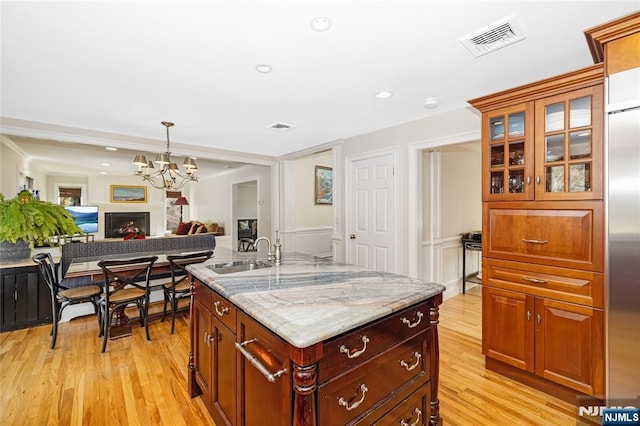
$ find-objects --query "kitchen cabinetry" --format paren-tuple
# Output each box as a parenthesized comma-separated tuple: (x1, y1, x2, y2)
(190, 278, 236, 425)
(0, 264, 53, 332)
(483, 286, 604, 396)
(469, 64, 605, 403)
(189, 275, 442, 425)
(477, 66, 603, 202)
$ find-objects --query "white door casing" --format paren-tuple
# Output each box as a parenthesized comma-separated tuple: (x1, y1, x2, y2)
(346, 150, 397, 272)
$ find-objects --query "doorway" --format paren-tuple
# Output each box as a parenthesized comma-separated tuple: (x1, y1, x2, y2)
(346, 149, 399, 273)
(232, 179, 258, 250)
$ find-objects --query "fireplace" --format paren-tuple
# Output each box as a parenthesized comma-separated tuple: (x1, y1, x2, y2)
(104, 212, 150, 238)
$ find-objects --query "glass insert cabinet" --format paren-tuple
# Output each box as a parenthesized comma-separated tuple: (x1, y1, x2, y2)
(481, 85, 603, 202)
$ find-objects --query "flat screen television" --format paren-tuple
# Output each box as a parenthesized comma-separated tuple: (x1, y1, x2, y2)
(65, 205, 99, 234)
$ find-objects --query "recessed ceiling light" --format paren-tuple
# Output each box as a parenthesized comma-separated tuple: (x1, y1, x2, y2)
(101, 163, 110, 167)
(424, 97, 439, 109)
(105, 146, 118, 151)
(310, 16, 331, 32)
(375, 91, 393, 99)
(255, 64, 272, 73)
(100, 172, 108, 175)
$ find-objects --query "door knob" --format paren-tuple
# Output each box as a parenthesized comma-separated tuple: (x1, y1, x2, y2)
(349, 234, 356, 240)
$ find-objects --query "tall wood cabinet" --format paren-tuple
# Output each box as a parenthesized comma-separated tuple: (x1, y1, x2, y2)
(469, 64, 606, 402)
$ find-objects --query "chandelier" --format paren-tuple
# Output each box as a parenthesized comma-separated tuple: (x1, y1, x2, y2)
(132, 121, 198, 190)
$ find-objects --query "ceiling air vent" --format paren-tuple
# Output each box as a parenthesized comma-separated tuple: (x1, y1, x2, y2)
(267, 122, 296, 131)
(460, 14, 526, 58)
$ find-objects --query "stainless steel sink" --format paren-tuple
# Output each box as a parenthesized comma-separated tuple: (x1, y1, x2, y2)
(207, 259, 272, 274)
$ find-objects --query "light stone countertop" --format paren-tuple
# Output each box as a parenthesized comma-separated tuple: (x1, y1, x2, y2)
(187, 248, 446, 348)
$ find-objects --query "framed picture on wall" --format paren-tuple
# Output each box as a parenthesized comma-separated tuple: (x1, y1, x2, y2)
(110, 185, 147, 203)
(314, 165, 333, 205)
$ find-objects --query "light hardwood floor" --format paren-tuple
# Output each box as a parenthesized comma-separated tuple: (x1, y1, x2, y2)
(0, 286, 581, 425)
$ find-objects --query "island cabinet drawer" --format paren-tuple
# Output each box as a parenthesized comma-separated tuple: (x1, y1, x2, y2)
(318, 331, 429, 426)
(371, 385, 430, 426)
(192, 278, 212, 312)
(318, 301, 430, 383)
(483, 202, 604, 271)
(210, 292, 236, 332)
(484, 258, 604, 308)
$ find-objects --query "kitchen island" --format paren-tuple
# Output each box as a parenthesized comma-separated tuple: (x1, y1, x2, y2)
(187, 249, 445, 426)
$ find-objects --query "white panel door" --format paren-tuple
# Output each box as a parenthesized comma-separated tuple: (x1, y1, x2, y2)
(348, 153, 396, 272)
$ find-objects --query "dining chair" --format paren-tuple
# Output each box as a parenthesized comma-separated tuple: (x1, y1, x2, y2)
(97, 256, 158, 353)
(32, 252, 102, 349)
(161, 250, 213, 333)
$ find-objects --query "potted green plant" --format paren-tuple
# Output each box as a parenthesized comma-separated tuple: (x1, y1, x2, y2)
(0, 190, 82, 261)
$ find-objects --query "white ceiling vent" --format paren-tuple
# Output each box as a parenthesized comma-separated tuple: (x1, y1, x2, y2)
(267, 122, 296, 131)
(460, 14, 526, 58)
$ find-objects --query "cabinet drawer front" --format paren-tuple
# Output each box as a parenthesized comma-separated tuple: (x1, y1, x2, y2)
(372, 385, 430, 426)
(484, 259, 603, 308)
(484, 202, 603, 271)
(193, 278, 212, 312)
(319, 331, 429, 425)
(319, 302, 430, 383)
(211, 292, 236, 332)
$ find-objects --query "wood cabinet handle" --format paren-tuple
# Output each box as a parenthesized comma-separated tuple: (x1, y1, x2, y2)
(340, 336, 370, 358)
(401, 311, 424, 328)
(522, 276, 547, 284)
(400, 408, 422, 426)
(214, 301, 229, 316)
(521, 239, 548, 244)
(235, 339, 287, 383)
(338, 383, 368, 411)
(399, 352, 422, 371)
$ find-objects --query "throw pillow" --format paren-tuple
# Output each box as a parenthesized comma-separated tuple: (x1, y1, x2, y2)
(188, 222, 201, 235)
(176, 221, 192, 235)
(206, 222, 219, 233)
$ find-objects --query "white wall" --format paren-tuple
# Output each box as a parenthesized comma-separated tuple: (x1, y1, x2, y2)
(338, 107, 481, 275)
(1, 136, 48, 199)
(191, 164, 272, 246)
(236, 182, 257, 219)
(281, 151, 333, 256)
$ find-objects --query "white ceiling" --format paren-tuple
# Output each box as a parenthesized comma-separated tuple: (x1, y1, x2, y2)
(1, 1, 637, 177)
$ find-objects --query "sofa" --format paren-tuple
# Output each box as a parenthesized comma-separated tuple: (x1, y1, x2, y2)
(174, 221, 225, 236)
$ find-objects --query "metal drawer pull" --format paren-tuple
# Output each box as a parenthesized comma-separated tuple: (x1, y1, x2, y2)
(204, 332, 209, 346)
(400, 408, 422, 426)
(338, 384, 368, 411)
(537, 313, 542, 324)
(521, 238, 548, 244)
(401, 311, 423, 328)
(399, 352, 422, 371)
(235, 339, 287, 383)
(340, 336, 370, 358)
(214, 301, 229, 316)
(522, 275, 547, 284)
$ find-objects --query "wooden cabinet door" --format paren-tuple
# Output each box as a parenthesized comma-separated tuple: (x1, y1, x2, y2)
(483, 201, 604, 271)
(211, 318, 236, 426)
(534, 298, 604, 396)
(482, 286, 534, 372)
(237, 312, 291, 426)
(193, 299, 213, 412)
(482, 103, 535, 202)
(534, 85, 604, 201)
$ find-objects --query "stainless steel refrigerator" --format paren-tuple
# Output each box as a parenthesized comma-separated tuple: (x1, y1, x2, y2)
(606, 65, 640, 402)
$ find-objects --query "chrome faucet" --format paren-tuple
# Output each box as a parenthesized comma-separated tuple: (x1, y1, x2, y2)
(273, 228, 282, 264)
(253, 236, 273, 261)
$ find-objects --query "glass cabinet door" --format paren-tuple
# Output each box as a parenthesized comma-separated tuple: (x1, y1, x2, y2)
(534, 85, 603, 200)
(483, 103, 534, 201)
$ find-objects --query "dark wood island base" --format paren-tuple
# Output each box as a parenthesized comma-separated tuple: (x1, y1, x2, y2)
(188, 275, 443, 426)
